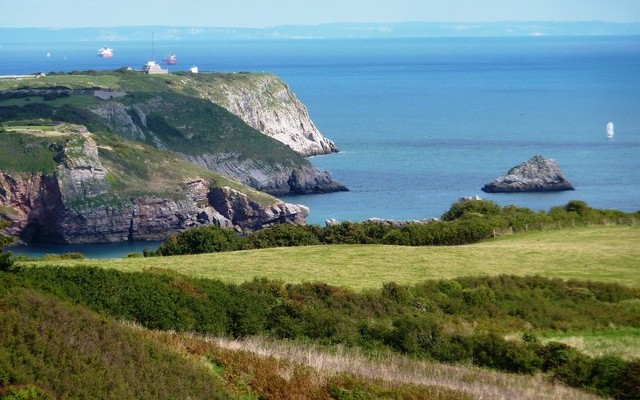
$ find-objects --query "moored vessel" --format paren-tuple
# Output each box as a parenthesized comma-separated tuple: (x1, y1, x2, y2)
(97, 47, 113, 58)
(162, 53, 177, 65)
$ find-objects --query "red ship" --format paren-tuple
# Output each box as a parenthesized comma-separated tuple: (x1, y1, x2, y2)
(162, 53, 177, 65)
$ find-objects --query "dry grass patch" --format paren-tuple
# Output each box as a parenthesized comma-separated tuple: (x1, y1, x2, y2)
(130, 326, 602, 400)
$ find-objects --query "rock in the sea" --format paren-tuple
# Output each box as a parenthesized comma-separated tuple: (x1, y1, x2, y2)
(482, 155, 574, 193)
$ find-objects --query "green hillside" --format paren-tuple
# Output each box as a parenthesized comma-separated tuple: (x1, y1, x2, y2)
(0, 70, 307, 169)
(0, 124, 276, 206)
(0, 289, 232, 400)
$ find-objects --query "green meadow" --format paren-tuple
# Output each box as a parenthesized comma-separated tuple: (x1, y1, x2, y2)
(26, 225, 640, 290)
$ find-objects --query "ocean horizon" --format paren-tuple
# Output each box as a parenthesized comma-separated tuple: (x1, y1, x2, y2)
(2, 35, 639, 256)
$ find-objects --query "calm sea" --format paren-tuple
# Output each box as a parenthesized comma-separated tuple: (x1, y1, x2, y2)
(1, 36, 639, 257)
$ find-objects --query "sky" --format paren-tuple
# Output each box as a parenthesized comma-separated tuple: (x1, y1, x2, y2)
(0, 0, 639, 28)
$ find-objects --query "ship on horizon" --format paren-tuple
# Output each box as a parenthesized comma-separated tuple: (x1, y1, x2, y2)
(162, 53, 177, 65)
(97, 47, 113, 58)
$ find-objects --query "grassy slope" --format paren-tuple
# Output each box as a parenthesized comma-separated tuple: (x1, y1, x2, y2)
(0, 289, 232, 400)
(0, 288, 479, 400)
(26, 226, 640, 289)
(0, 71, 307, 165)
(0, 123, 277, 206)
(0, 71, 314, 200)
(535, 327, 640, 360)
(141, 330, 602, 400)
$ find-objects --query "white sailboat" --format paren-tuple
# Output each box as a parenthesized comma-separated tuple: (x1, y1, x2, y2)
(606, 121, 614, 139)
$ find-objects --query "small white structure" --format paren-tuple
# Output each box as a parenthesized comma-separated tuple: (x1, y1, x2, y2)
(606, 121, 614, 139)
(142, 61, 168, 75)
(189, 66, 199, 74)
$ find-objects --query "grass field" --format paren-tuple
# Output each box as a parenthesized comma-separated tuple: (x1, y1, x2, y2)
(25, 225, 640, 290)
(536, 327, 640, 360)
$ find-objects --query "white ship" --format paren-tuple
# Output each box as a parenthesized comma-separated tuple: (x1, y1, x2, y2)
(97, 47, 113, 58)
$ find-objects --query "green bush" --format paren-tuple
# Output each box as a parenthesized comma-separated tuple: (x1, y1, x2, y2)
(0, 385, 54, 400)
(158, 226, 243, 256)
(0, 222, 14, 272)
(589, 355, 627, 397)
(441, 199, 502, 221)
(471, 332, 542, 374)
(612, 360, 640, 400)
(243, 223, 320, 249)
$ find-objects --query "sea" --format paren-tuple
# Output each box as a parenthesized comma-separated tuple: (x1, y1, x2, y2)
(1, 36, 639, 257)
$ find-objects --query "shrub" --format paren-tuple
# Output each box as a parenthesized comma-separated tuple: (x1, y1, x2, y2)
(612, 360, 640, 400)
(589, 355, 627, 397)
(0, 221, 14, 272)
(441, 199, 502, 221)
(0, 385, 55, 400)
(158, 226, 243, 256)
(565, 200, 591, 216)
(552, 351, 594, 388)
(386, 314, 443, 356)
(243, 223, 320, 249)
(472, 332, 543, 374)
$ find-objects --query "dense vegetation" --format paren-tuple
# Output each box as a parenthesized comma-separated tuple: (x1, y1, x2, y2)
(2, 266, 638, 398)
(0, 289, 232, 400)
(0, 227, 13, 273)
(155, 199, 639, 256)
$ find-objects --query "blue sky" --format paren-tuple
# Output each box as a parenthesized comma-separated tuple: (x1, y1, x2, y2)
(0, 0, 639, 28)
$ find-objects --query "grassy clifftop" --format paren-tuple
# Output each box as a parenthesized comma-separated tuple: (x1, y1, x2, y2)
(0, 70, 344, 195)
(0, 71, 306, 165)
(0, 123, 276, 206)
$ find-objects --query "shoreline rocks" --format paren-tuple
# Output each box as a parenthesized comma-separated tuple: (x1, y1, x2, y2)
(482, 155, 574, 193)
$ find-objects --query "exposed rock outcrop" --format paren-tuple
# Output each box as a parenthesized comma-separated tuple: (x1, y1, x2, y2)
(193, 74, 339, 157)
(0, 127, 309, 244)
(186, 153, 346, 196)
(481, 155, 574, 193)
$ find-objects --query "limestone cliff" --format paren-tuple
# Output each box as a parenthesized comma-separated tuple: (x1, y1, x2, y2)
(87, 93, 346, 196)
(0, 125, 308, 244)
(189, 73, 339, 157)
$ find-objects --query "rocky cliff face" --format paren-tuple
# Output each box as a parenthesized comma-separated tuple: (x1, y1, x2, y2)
(192, 74, 339, 157)
(186, 152, 345, 196)
(0, 127, 309, 244)
(88, 94, 346, 196)
(481, 155, 575, 193)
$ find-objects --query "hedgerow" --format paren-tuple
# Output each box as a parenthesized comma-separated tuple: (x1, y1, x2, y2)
(150, 200, 639, 256)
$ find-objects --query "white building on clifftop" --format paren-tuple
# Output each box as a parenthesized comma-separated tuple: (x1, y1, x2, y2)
(142, 61, 168, 74)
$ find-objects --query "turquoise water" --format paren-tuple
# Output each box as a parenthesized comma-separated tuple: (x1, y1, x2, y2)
(1, 36, 639, 254)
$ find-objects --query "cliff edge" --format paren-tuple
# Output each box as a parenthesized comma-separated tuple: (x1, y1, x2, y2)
(190, 73, 339, 157)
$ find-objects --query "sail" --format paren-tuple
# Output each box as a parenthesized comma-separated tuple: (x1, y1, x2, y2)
(606, 121, 614, 138)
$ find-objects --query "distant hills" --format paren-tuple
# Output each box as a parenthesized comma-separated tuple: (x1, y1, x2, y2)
(1, 21, 638, 43)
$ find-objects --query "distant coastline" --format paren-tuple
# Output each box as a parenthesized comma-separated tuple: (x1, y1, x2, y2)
(1, 21, 639, 43)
